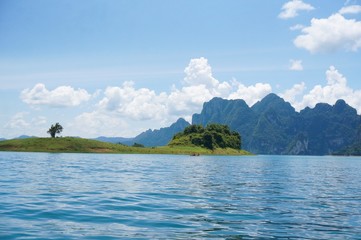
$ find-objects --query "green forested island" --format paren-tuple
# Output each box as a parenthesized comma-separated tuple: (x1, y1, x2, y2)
(0, 124, 250, 155)
(169, 124, 241, 150)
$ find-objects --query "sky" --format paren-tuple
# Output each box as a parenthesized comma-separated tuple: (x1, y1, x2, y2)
(1, 0, 361, 138)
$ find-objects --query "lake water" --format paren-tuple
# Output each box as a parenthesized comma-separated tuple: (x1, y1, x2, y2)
(0, 152, 361, 239)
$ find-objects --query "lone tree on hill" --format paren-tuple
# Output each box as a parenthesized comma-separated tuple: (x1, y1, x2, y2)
(47, 123, 63, 138)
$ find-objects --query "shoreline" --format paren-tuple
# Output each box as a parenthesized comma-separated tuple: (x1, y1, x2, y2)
(0, 137, 252, 156)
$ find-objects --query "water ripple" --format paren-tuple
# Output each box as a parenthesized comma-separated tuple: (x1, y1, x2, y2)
(0, 153, 361, 239)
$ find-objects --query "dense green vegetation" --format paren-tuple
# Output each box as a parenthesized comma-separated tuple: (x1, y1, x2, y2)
(169, 124, 241, 150)
(132, 143, 145, 148)
(0, 137, 250, 155)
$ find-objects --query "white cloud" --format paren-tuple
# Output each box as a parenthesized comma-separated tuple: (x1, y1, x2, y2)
(21, 83, 91, 107)
(290, 24, 305, 31)
(183, 57, 232, 96)
(228, 82, 272, 106)
(339, 5, 361, 15)
(9, 58, 361, 139)
(183, 57, 218, 88)
(278, 0, 314, 19)
(98, 81, 168, 121)
(5, 112, 30, 129)
(294, 13, 361, 53)
(289, 59, 304, 71)
(167, 85, 214, 116)
(69, 57, 275, 137)
(284, 66, 361, 113)
(69, 111, 129, 137)
(96, 57, 233, 122)
(280, 82, 306, 110)
(4, 112, 48, 138)
(167, 57, 232, 116)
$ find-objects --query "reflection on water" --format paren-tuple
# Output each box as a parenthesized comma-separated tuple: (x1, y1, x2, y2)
(0, 152, 360, 239)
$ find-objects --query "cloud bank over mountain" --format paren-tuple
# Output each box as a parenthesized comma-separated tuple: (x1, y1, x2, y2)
(16, 57, 360, 138)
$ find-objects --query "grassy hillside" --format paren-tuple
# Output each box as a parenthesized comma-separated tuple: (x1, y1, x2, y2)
(0, 137, 251, 155)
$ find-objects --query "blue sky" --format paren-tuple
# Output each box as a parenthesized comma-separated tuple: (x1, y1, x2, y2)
(1, 0, 361, 138)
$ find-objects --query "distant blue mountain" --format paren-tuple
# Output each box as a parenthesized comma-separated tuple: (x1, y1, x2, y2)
(93, 94, 360, 155)
(192, 94, 361, 155)
(126, 118, 190, 147)
(94, 136, 134, 144)
(95, 118, 190, 147)
(16, 135, 36, 139)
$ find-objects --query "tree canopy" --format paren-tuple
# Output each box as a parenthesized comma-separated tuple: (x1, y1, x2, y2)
(47, 123, 63, 138)
(169, 123, 241, 150)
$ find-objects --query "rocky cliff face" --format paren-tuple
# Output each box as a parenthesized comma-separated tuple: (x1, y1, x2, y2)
(247, 94, 299, 154)
(193, 97, 257, 151)
(192, 94, 361, 155)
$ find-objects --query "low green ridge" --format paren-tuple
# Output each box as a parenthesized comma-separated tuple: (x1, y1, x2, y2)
(0, 137, 250, 155)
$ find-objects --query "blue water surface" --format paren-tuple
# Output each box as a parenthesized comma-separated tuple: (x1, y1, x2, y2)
(0, 152, 361, 239)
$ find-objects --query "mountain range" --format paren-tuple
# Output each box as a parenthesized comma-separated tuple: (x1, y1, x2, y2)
(3, 94, 360, 155)
(94, 118, 190, 147)
(192, 94, 361, 155)
(0, 135, 35, 141)
(107, 93, 360, 155)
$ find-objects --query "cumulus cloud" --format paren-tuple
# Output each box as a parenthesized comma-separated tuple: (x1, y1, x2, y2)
(95, 57, 271, 120)
(98, 81, 168, 121)
(96, 57, 234, 122)
(69, 111, 129, 137)
(183, 57, 218, 89)
(167, 57, 232, 116)
(294, 13, 361, 53)
(339, 5, 361, 15)
(183, 57, 232, 96)
(4, 112, 47, 138)
(228, 82, 272, 106)
(301, 66, 350, 107)
(280, 82, 306, 110)
(283, 66, 361, 113)
(171, 57, 271, 112)
(167, 84, 214, 116)
(289, 59, 303, 71)
(278, 0, 314, 19)
(13, 58, 361, 139)
(21, 83, 91, 107)
(71, 57, 273, 137)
